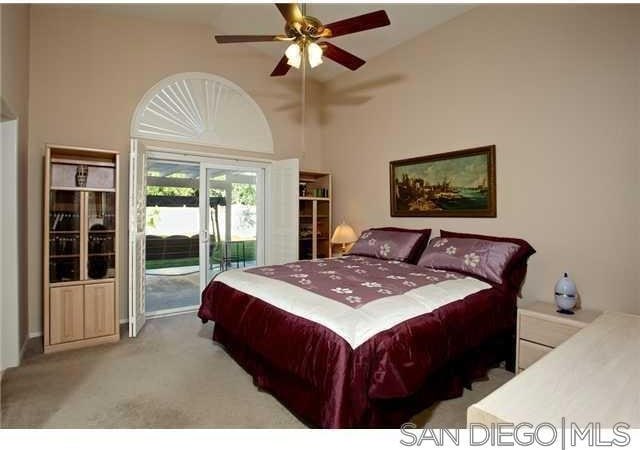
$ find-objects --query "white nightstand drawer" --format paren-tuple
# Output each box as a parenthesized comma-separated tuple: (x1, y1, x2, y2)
(520, 314, 580, 348)
(518, 339, 552, 370)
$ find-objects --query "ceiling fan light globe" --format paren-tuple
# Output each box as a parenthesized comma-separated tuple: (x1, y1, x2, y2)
(308, 55, 323, 68)
(285, 43, 301, 60)
(286, 54, 301, 69)
(307, 42, 324, 68)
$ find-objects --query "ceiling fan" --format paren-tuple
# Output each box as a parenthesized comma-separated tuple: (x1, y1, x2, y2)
(214, 3, 391, 76)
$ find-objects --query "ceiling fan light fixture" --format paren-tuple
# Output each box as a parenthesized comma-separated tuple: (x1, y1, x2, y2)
(285, 42, 302, 69)
(285, 42, 301, 60)
(286, 54, 301, 69)
(307, 42, 323, 68)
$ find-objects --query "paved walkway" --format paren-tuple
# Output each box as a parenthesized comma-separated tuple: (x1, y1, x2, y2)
(145, 262, 257, 313)
(145, 271, 200, 312)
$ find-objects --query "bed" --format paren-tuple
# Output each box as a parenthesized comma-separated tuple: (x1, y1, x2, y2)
(198, 230, 534, 428)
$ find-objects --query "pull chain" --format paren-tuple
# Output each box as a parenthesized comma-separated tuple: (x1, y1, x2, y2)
(300, 2, 308, 159)
(301, 44, 306, 158)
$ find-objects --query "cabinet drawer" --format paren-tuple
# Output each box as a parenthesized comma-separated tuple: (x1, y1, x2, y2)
(84, 283, 115, 339)
(519, 314, 580, 347)
(50, 286, 85, 344)
(518, 339, 552, 370)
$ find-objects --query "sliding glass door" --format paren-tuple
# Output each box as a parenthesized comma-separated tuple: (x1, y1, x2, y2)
(199, 163, 265, 291)
(132, 149, 266, 321)
(129, 143, 299, 333)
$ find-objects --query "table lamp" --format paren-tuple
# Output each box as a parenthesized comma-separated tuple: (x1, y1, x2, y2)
(331, 222, 358, 252)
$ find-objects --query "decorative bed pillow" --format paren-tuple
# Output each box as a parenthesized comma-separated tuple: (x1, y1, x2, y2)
(416, 237, 520, 284)
(347, 227, 431, 263)
(439, 230, 536, 291)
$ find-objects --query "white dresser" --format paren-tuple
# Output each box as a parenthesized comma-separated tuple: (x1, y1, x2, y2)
(468, 311, 640, 427)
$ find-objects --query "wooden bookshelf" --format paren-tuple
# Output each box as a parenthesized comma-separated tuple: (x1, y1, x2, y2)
(299, 171, 332, 260)
(44, 145, 120, 353)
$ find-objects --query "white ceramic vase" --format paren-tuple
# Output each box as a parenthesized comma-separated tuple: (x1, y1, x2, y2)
(555, 272, 577, 312)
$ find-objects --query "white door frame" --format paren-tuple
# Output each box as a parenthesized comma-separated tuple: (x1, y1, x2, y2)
(129, 143, 270, 326)
(1, 119, 20, 370)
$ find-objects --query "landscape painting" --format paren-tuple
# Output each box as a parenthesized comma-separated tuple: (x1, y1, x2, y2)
(390, 145, 496, 217)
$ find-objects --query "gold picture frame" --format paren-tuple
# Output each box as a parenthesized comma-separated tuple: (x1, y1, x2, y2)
(390, 145, 496, 217)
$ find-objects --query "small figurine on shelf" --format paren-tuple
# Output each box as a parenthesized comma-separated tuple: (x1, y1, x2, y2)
(75, 164, 88, 187)
(555, 272, 578, 314)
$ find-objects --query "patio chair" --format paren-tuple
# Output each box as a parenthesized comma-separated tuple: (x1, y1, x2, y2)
(220, 241, 246, 270)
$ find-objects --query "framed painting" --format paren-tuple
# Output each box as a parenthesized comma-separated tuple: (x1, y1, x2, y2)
(390, 145, 496, 217)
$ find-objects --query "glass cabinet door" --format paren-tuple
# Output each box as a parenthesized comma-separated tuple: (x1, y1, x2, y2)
(87, 191, 116, 280)
(49, 190, 81, 283)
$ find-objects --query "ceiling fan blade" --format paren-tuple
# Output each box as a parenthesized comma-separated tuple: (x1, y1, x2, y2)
(276, 3, 304, 25)
(215, 35, 288, 44)
(270, 55, 291, 77)
(321, 42, 366, 71)
(323, 10, 390, 38)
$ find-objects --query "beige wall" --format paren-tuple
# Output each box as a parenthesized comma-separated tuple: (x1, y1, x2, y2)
(1, 4, 30, 347)
(25, 5, 640, 337)
(27, 6, 325, 334)
(323, 5, 640, 314)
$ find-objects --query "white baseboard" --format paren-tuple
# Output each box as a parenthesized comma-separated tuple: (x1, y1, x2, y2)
(19, 337, 29, 362)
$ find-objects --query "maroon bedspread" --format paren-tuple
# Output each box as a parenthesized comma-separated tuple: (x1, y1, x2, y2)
(198, 270, 516, 428)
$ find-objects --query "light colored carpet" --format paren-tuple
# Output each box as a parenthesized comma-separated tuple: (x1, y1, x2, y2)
(1, 314, 512, 428)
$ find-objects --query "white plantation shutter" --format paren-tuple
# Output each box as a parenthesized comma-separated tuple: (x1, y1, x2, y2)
(267, 159, 299, 265)
(130, 73, 274, 154)
(128, 140, 147, 337)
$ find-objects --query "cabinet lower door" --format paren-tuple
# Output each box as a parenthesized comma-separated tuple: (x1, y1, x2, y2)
(50, 286, 85, 344)
(84, 283, 115, 339)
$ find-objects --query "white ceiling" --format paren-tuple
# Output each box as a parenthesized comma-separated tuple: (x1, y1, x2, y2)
(73, 4, 472, 82)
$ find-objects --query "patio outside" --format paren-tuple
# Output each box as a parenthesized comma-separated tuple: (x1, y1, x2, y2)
(144, 161, 258, 314)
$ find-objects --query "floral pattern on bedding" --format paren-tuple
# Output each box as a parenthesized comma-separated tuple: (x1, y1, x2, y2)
(245, 255, 464, 308)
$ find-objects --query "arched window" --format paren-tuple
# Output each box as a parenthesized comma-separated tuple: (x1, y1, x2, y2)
(131, 72, 273, 154)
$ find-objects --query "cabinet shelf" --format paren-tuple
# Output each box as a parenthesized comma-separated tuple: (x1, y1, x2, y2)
(51, 186, 116, 193)
(299, 196, 330, 201)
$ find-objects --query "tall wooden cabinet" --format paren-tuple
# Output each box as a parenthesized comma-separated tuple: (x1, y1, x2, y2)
(44, 145, 120, 353)
(299, 171, 332, 260)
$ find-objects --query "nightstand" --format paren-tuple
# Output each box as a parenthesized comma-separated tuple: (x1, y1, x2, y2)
(516, 300, 601, 373)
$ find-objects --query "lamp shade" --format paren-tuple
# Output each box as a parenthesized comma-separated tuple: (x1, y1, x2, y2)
(331, 222, 358, 245)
